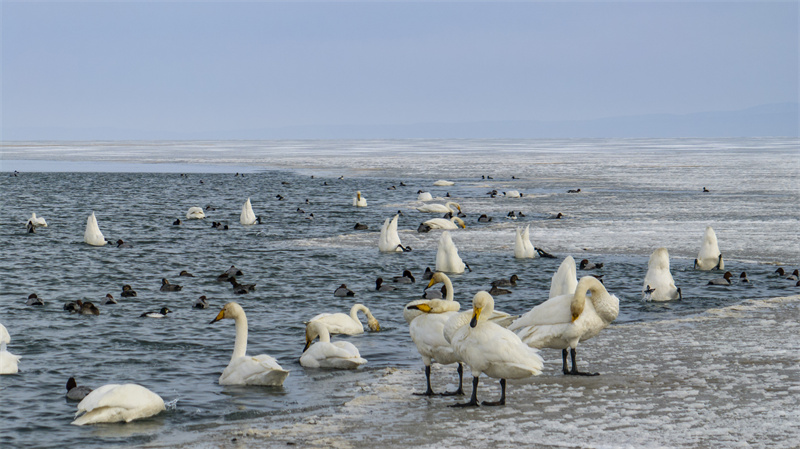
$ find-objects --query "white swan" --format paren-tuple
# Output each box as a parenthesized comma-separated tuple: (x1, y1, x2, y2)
(513, 225, 536, 259)
(549, 256, 578, 299)
(28, 213, 48, 228)
(435, 231, 467, 274)
(404, 299, 464, 396)
(695, 226, 724, 270)
(71, 383, 165, 425)
(423, 216, 466, 230)
(300, 321, 367, 369)
(433, 180, 455, 186)
(186, 207, 206, 219)
(308, 303, 380, 335)
(1, 323, 20, 375)
(504, 190, 521, 198)
(353, 191, 367, 207)
(210, 302, 290, 386)
(450, 291, 543, 406)
(417, 191, 433, 201)
(378, 214, 405, 252)
(509, 276, 619, 376)
(84, 212, 107, 246)
(240, 198, 257, 225)
(417, 201, 461, 214)
(642, 247, 682, 301)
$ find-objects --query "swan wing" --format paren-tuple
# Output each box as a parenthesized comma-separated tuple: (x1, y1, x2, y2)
(0, 350, 20, 374)
(452, 323, 542, 378)
(309, 313, 363, 335)
(220, 355, 289, 386)
(73, 384, 164, 425)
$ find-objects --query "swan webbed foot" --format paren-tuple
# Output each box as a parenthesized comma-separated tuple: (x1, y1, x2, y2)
(413, 388, 436, 397)
(564, 348, 599, 376)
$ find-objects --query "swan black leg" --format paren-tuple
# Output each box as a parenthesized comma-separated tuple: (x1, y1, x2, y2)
(482, 379, 506, 406)
(442, 363, 465, 396)
(566, 348, 599, 376)
(562, 349, 570, 374)
(413, 365, 436, 396)
(450, 376, 480, 407)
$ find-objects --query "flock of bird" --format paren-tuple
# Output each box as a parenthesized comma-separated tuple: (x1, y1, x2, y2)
(4, 177, 799, 425)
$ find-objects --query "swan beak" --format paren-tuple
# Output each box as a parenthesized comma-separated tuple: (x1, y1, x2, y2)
(303, 338, 311, 352)
(470, 307, 482, 328)
(426, 278, 436, 289)
(209, 310, 225, 324)
(408, 303, 431, 313)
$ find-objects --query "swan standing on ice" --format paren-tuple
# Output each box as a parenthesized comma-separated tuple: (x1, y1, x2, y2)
(642, 247, 682, 301)
(694, 226, 724, 270)
(450, 292, 543, 406)
(240, 198, 259, 225)
(353, 191, 367, 207)
(513, 225, 536, 259)
(509, 276, 619, 376)
(435, 231, 468, 274)
(307, 303, 380, 335)
(84, 212, 107, 246)
(1, 323, 20, 375)
(379, 214, 408, 252)
(300, 321, 367, 369)
(417, 201, 461, 214)
(423, 216, 466, 231)
(405, 299, 464, 396)
(549, 256, 578, 299)
(186, 207, 205, 219)
(71, 383, 165, 425)
(210, 302, 290, 386)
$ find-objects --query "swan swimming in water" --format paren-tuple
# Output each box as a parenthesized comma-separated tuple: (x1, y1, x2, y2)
(504, 190, 522, 198)
(210, 302, 290, 386)
(435, 231, 467, 274)
(417, 201, 461, 214)
(186, 207, 206, 219)
(0, 323, 20, 375)
(300, 321, 367, 369)
(84, 212, 107, 246)
(694, 226, 724, 270)
(423, 216, 466, 231)
(642, 247, 682, 301)
(433, 180, 455, 186)
(240, 198, 257, 225)
(513, 225, 535, 259)
(353, 191, 367, 207)
(28, 212, 48, 228)
(308, 303, 380, 335)
(509, 276, 619, 376)
(378, 214, 406, 252)
(450, 291, 543, 406)
(417, 191, 433, 201)
(71, 383, 165, 425)
(549, 256, 578, 299)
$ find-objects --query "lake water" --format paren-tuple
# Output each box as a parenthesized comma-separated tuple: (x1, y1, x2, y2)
(0, 138, 798, 448)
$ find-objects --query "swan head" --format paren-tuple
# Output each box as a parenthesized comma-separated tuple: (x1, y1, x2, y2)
(470, 291, 494, 328)
(454, 217, 466, 229)
(304, 321, 324, 351)
(426, 271, 447, 289)
(210, 302, 244, 324)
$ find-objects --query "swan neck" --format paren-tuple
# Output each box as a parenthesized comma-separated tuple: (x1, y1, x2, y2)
(351, 304, 367, 324)
(443, 276, 454, 301)
(232, 314, 248, 362)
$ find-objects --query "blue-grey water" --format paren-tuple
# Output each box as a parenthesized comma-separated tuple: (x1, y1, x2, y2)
(0, 138, 798, 448)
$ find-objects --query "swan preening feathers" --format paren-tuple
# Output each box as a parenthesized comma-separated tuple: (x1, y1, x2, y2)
(642, 247, 682, 301)
(308, 303, 380, 335)
(417, 201, 461, 214)
(84, 212, 107, 246)
(301, 321, 367, 369)
(71, 383, 165, 425)
(695, 226, 724, 270)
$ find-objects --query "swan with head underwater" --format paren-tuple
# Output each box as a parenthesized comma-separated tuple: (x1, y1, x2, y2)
(1, 323, 21, 375)
(353, 191, 367, 207)
(84, 212, 107, 246)
(642, 247, 682, 301)
(307, 303, 380, 335)
(300, 321, 367, 369)
(27, 212, 47, 233)
(71, 383, 165, 425)
(210, 302, 289, 386)
(509, 276, 619, 376)
(417, 201, 461, 214)
(449, 291, 543, 406)
(240, 197, 260, 225)
(435, 231, 470, 274)
(513, 224, 536, 259)
(379, 214, 411, 252)
(694, 226, 724, 270)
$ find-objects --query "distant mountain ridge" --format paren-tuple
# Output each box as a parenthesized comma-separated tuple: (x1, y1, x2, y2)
(4, 102, 797, 141)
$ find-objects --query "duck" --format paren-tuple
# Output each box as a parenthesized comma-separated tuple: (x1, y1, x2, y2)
(379, 214, 406, 253)
(172, 218, 182, 226)
(375, 278, 397, 292)
(477, 214, 492, 223)
(84, 212, 107, 246)
(228, 277, 255, 294)
(417, 223, 432, 233)
(708, 271, 734, 285)
(66, 377, 93, 401)
(240, 197, 258, 225)
(642, 248, 682, 301)
(694, 226, 724, 270)
(513, 225, 535, 259)
(26, 293, 44, 306)
(535, 247, 557, 259)
(307, 304, 380, 335)
(492, 275, 519, 288)
(567, 188, 581, 193)
(121, 284, 137, 297)
(787, 270, 800, 281)
(509, 276, 619, 376)
(333, 284, 355, 297)
(300, 321, 368, 369)
(549, 212, 564, 219)
(64, 300, 81, 313)
(186, 207, 205, 219)
(79, 301, 100, 316)
(393, 270, 416, 284)
(739, 272, 750, 284)
(179, 270, 194, 277)
(433, 180, 455, 186)
(216, 265, 244, 282)
(404, 299, 464, 396)
(774, 267, 786, 277)
(103, 294, 117, 305)
(26, 220, 36, 233)
(71, 383, 165, 425)
(488, 286, 511, 296)
(116, 239, 133, 248)
(422, 267, 434, 280)
(140, 307, 171, 318)
(549, 256, 578, 299)
(435, 231, 468, 274)
(579, 259, 603, 270)
(354, 223, 369, 230)
(450, 292, 543, 406)
(160, 278, 183, 292)
(421, 285, 447, 299)
(422, 216, 466, 230)
(417, 191, 433, 201)
(417, 201, 461, 214)
(194, 295, 209, 309)
(209, 302, 289, 386)
(0, 323, 20, 375)
(506, 211, 517, 220)
(353, 191, 367, 207)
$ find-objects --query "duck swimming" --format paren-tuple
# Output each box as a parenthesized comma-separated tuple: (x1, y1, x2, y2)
(393, 270, 416, 284)
(179, 270, 194, 277)
(334, 284, 355, 297)
(160, 278, 183, 292)
(140, 307, 171, 318)
(375, 278, 397, 292)
(229, 277, 255, 294)
(121, 284, 137, 297)
(579, 259, 604, 270)
(66, 377, 93, 401)
(79, 301, 100, 315)
(193, 295, 209, 309)
(26, 293, 44, 306)
(492, 275, 519, 288)
(103, 294, 117, 305)
(477, 214, 492, 223)
(708, 271, 733, 285)
(116, 239, 133, 248)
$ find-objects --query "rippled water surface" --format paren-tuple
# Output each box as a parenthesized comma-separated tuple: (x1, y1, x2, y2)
(0, 138, 798, 448)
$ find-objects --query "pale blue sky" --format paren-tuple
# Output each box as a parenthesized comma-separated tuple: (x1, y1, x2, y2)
(2, 1, 797, 139)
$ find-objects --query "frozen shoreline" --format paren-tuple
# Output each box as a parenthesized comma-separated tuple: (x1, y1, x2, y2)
(147, 294, 800, 449)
